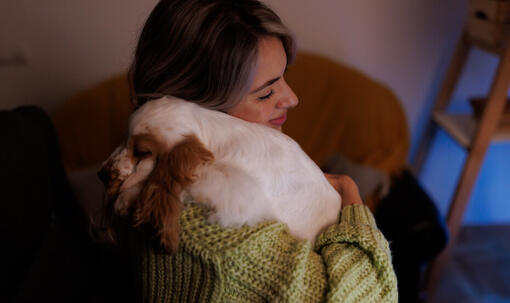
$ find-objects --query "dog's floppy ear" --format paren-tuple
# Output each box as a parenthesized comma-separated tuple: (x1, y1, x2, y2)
(94, 145, 133, 244)
(132, 135, 214, 253)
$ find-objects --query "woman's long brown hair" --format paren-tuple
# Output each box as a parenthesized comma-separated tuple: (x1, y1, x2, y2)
(129, 0, 296, 111)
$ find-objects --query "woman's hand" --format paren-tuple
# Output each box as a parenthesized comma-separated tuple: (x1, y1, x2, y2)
(324, 173, 363, 207)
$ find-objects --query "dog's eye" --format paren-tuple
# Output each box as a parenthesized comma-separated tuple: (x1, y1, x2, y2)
(133, 148, 152, 159)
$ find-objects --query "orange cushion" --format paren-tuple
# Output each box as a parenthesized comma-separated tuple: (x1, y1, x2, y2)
(52, 52, 409, 175)
(284, 52, 409, 174)
(52, 74, 134, 171)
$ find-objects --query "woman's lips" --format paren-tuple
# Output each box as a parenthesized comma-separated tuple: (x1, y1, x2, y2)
(269, 113, 287, 126)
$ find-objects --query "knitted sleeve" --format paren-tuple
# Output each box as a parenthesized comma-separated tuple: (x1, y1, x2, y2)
(209, 204, 398, 302)
(130, 203, 397, 303)
(315, 204, 398, 302)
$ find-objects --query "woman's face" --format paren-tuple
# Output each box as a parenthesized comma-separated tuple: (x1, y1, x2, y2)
(227, 37, 299, 131)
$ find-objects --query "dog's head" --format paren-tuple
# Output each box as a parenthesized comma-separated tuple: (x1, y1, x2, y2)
(98, 129, 214, 253)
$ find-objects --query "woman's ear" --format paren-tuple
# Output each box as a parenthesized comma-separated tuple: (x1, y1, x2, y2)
(133, 135, 214, 253)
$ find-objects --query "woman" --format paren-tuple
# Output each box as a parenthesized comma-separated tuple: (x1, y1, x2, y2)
(126, 0, 398, 302)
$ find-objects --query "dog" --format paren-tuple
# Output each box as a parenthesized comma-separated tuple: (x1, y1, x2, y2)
(99, 96, 341, 253)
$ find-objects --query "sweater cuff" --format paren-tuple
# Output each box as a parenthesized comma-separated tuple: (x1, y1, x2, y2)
(339, 204, 377, 228)
(314, 204, 383, 253)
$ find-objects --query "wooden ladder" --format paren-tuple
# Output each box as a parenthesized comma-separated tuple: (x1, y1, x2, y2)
(412, 0, 510, 301)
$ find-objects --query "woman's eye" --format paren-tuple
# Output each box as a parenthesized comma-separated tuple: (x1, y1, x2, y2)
(257, 90, 274, 101)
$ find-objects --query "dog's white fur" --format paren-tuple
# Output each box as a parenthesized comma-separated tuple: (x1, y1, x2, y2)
(103, 96, 341, 244)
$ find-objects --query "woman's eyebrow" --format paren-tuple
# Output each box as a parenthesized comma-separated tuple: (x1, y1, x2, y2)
(250, 76, 280, 94)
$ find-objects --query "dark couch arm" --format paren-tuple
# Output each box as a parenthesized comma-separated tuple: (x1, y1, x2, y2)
(0, 105, 79, 301)
(0, 106, 133, 303)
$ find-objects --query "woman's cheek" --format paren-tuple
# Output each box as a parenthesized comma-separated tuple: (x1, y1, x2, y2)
(231, 106, 261, 123)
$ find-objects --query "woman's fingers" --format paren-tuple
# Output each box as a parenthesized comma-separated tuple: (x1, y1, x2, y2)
(324, 173, 363, 207)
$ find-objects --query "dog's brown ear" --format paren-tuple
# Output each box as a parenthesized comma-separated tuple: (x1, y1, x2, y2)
(133, 135, 214, 253)
(93, 147, 129, 245)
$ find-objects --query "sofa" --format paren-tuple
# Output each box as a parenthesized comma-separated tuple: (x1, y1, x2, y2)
(4, 52, 445, 302)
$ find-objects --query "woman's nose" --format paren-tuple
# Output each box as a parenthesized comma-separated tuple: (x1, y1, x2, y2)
(277, 78, 299, 109)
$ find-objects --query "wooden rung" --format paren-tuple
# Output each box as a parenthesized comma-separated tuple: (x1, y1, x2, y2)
(467, 35, 507, 55)
(469, 0, 510, 23)
(467, 18, 510, 51)
(433, 112, 510, 149)
(470, 97, 510, 123)
(467, 0, 510, 51)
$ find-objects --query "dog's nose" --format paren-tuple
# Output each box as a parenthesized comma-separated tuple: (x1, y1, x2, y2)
(97, 167, 111, 186)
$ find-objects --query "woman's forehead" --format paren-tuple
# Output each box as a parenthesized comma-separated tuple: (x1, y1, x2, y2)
(249, 37, 287, 92)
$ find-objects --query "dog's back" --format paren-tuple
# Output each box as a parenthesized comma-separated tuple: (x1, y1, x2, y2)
(136, 97, 342, 243)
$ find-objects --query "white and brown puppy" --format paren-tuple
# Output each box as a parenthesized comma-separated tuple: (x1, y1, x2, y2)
(99, 96, 341, 253)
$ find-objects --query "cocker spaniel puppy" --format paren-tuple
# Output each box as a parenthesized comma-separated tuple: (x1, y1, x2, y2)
(99, 96, 341, 253)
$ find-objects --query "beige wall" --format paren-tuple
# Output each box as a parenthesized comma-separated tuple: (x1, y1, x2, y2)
(0, 0, 157, 112)
(0, 0, 468, 155)
(3, 1, 509, 224)
(267, 0, 468, 156)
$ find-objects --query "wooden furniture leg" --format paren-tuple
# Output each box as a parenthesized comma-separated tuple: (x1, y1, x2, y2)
(424, 35, 510, 303)
(412, 30, 471, 175)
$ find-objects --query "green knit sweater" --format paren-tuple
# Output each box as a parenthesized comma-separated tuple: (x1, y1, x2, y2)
(128, 203, 398, 302)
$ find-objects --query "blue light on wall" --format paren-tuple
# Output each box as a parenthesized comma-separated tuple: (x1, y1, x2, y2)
(419, 131, 510, 224)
